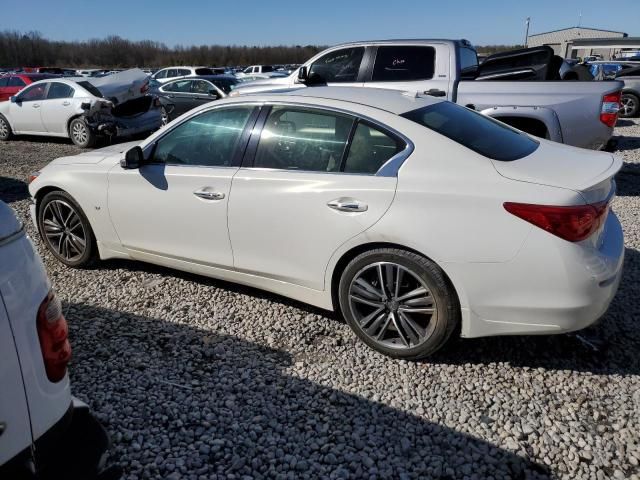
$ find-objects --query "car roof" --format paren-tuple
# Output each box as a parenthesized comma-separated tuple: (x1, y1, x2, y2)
(328, 38, 470, 49)
(165, 75, 238, 82)
(239, 86, 444, 115)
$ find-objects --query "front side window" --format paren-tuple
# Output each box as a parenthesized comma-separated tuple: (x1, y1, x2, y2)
(163, 80, 192, 93)
(18, 83, 46, 101)
(47, 82, 74, 99)
(155, 69, 168, 79)
(344, 123, 402, 174)
(152, 106, 254, 167)
(243, 67, 253, 74)
(372, 46, 435, 82)
(253, 106, 354, 172)
(401, 102, 539, 161)
(8, 77, 26, 87)
(309, 47, 365, 83)
(166, 69, 179, 78)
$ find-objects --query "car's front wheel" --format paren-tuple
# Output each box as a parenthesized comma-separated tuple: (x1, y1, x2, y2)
(69, 118, 97, 148)
(0, 114, 13, 141)
(338, 248, 459, 360)
(620, 93, 639, 118)
(37, 191, 98, 268)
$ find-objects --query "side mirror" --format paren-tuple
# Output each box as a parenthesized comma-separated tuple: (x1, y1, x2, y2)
(208, 89, 219, 98)
(297, 66, 309, 83)
(10, 96, 18, 103)
(121, 146, 143, 169)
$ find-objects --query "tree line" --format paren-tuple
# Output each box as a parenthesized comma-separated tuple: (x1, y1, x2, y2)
(0, 31, 520, 69)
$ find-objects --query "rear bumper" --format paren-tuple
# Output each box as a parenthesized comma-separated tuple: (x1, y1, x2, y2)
(0, 397, 120, 480)
(449, 211, 625, 338)
(89, 108, 162, 138)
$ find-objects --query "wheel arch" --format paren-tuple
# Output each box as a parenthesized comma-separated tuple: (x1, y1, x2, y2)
(328, 241, 465, 323)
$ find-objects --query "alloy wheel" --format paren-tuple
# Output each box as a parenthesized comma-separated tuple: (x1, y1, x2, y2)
(0, 117, 8, 137)
(348, 262, 437, 350)
(621, 97, 636, 116)
(41, 200, 87, 261)
(72, 121, 88, 145)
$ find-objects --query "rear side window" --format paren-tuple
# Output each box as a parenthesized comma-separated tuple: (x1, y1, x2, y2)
(402, 102, 539, 161)
(344, 123, 402, 174)
(179, 69, 191, 76)
(47, 82, 74, 99)
(372, 46, 435, 81)
(164, 80, 192, 93)
(8, 77, 26, 87)
(262, 65, 273, 73)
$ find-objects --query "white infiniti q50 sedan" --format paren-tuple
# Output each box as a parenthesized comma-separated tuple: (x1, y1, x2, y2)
(28, 87, 624, 359)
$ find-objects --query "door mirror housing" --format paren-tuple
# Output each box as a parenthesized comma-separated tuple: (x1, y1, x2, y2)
(121, 146, 144, 169)
(10, 96, 18, 103)
(297, 66, 308, 83)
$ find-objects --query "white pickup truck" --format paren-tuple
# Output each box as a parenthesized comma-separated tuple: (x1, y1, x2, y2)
(231, 40, 623, 150)
(0, 201, 119, 479)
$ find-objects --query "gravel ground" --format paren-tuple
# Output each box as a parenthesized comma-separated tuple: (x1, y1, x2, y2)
(1, 125, 640, 480)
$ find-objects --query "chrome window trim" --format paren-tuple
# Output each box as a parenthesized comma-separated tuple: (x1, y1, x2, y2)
(242, 100, 414, 177)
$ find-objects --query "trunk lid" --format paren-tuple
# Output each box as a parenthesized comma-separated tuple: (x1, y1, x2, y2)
(490, 138, 622, 202)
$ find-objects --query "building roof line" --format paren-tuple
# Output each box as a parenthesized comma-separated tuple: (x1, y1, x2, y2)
(528, 26, 627, 37)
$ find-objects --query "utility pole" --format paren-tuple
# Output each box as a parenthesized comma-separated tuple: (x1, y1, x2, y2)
(524, 17, 530, 48)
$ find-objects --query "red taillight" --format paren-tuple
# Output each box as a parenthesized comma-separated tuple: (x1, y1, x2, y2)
(504, 202, 609, 242)
(36, 291, 71, 382)
(600, 91, 621, 127)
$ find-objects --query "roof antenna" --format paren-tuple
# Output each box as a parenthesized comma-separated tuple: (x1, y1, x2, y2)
(577, 10, 582, 27)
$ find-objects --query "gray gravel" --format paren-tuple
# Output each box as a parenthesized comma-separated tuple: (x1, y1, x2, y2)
(2, 124, 640, 480)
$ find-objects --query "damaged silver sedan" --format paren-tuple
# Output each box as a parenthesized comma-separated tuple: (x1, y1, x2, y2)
(0, 69, 162, 147)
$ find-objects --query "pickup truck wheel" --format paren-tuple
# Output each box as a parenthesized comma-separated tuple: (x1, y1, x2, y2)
(620, 94, 639, 118)
(38, 191, 98, 268)
(0, 114, 13, 141)
(338, 248, 459, 360)
(69, 118, 97, 148)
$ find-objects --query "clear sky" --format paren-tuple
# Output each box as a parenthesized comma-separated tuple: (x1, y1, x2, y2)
(0, 0, 638, 47)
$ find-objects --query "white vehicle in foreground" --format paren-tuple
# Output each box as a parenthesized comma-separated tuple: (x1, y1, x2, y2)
(0, 69, 162, 148)
(28, 87, 624, 359)
(0, 201, 118, 478)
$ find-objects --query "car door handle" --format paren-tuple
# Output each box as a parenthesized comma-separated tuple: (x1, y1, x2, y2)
(194, 189, 225, 200)
(32, 103, 40, 108)
(62, 101, 70, 106)
(327, 198, 368, 212)
(424, 89, 446, 97)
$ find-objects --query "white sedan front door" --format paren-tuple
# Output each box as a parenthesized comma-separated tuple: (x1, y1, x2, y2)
(108, 105, 258, 269)
(228, 105, 404, 290)
(9, 83, 48, 133)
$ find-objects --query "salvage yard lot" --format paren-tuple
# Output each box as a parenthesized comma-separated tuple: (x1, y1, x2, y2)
(1, 122, 640, 479)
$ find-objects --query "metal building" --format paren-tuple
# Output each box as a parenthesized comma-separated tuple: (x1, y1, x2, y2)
(526, 27, 627, 59)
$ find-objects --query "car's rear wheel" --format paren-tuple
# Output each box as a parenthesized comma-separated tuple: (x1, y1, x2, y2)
(69, 118, 97, 148)
(620, 93, 639, 118)
(38, 191, 98, 268)
(0, 114, 13, 141)
(338, 248, 459, 360)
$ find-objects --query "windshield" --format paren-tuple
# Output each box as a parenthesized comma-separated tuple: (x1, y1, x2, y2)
(401, 102, 539, 161)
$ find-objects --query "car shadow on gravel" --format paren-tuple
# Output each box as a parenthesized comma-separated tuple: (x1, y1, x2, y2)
(616, 163, 640, 196)
(613, 135, 640, 152)
(0, 176, 29, 203)
(432, 247, 640, 376)
(66, 301, 551, 479)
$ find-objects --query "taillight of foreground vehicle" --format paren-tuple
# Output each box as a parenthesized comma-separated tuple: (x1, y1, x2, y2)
(504, 201, 609, 242)
(36, 290, 71, 382)
(600, 91, 621, 127)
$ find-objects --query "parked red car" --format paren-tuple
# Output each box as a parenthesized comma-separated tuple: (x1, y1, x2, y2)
(0, 74, 59, 102)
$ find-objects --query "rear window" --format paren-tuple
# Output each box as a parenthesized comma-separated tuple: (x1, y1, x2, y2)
(195, 68, 214, 75)
(401, 102, 539, 161)
(372, 46, 435, 82)
(76, 81, 103, 98)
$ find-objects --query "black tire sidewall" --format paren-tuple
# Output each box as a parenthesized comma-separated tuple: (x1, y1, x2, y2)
(338, 248, 458, 360)
(37, 191, 97, 268)
(621, 94, 639, 118)
(69, 118, 96, 148)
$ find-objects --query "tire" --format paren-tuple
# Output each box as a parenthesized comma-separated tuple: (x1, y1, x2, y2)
(0, 114, 13, 141)
(620, 93, 639, 118)
(338, 248, 459, 360)
(37, 191, 98, 268)
(69, 118, 97, 148)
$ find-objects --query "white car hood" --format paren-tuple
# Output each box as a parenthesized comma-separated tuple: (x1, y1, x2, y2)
(48, 141, 140, 166)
